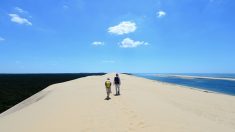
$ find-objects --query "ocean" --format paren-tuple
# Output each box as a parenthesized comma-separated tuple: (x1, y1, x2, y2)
(134, 73, 235, 96)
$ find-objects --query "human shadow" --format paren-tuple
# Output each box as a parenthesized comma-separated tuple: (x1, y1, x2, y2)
(104, 97, 111, 100)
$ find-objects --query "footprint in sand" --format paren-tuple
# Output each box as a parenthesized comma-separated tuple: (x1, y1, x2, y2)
(130, 114, 138, 119)
(128, 120, 148, 131)
(82, 127, 91, 132)
(114, 99, 149, 130)
(128, 127, 135, 131)
(125, 110, 148, 130)
(137, 121, 147, 128)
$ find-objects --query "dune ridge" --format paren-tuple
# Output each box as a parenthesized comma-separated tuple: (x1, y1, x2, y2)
(0, 73, 235, 132)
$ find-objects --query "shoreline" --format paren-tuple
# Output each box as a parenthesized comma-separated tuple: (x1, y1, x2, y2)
(132, 75, 229, 96)
(155, 74, 235, 81)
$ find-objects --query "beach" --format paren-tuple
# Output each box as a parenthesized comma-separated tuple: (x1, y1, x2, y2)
(0, 73, 235, 132)
(155, 74, 235, 81)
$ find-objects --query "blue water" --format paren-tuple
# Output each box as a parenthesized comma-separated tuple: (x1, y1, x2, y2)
(134, 73, 235, 96)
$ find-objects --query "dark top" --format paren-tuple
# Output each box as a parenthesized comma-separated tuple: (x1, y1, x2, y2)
(114, 77, 120, 84)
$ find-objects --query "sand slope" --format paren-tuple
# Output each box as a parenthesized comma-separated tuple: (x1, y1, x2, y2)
(0, 73, 235, 132)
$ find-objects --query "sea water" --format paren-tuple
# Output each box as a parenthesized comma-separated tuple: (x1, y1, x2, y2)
(134, 73, 235, 96)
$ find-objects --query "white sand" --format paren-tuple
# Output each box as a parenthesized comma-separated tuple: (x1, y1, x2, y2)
(156, 74, 235, 81)
(0, 73, 235, 132)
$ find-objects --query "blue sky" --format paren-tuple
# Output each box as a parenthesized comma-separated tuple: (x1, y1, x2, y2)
(0, 0, 235, 73)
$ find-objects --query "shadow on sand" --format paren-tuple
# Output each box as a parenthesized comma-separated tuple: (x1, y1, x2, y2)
(104, 97, 111, 100)
(114, 94, 121, 96)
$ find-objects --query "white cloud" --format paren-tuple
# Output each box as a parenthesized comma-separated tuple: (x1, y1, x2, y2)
(108, 21, 137, 35)
(92, 41, 104, 46)
(8, 14, 32, 26)
(120, 38, 148, 48)
(0, 37, 5, 41)
(15, 7, 25, 13)
(157, 11, 166, 18)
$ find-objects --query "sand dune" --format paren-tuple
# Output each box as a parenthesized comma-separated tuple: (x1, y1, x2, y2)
(0, 73, 235, 132)
(156, 74, 235, 81)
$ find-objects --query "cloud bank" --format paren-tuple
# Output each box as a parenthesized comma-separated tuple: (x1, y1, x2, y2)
(108, 21, 136, 35)
(120, 38, 148, 48)
(8, 14, 32, 26)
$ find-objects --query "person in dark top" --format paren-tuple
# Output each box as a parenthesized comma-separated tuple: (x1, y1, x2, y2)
(114, 73, 121, 95)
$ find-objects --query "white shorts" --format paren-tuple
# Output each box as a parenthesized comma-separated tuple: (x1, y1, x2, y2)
(106, 88, 111, 93)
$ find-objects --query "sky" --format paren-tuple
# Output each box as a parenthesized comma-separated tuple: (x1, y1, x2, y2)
(0, 0, 235, 73)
